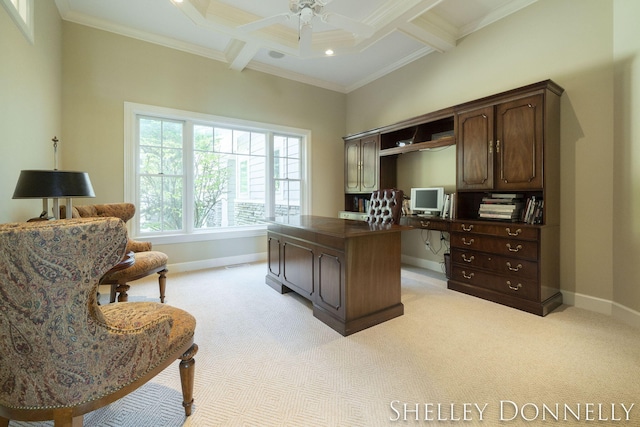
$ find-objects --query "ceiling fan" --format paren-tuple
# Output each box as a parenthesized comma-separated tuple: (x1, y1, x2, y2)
(238, 0, 375, 55)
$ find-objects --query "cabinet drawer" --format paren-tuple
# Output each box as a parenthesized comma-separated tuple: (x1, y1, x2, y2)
(451, 233, 538, 260)
(401, 216, 450, 231)
(451, 267, 538, 301)
(450, 249, 538, 281)
(452, 221, 539, 240)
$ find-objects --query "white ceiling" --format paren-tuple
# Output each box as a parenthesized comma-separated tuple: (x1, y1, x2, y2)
(54, 0, 537, 93)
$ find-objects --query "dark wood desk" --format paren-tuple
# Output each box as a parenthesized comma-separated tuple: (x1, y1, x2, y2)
(265, 215, 408, 336)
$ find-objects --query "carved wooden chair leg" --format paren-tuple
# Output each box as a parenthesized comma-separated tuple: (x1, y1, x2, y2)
(158, 268, 168, 303)
(115, 283, 130, 302)
(179, 343, 198, 416)
(52, 408, 83, 427)
(0, 417, 9, 427)
(110, 284, 117, 303)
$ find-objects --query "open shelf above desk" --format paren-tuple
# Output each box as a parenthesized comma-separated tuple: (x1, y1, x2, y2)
(379, 135, 455, 156)
(378, 108, 455, 156)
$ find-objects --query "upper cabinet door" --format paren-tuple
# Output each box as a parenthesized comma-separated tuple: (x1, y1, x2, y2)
(344, 139, 361, 193)
(457, 106, 494, 190)
(360, 135, 379, 192)
(344, 134, 379, 193)
(495, 94, 544, 190)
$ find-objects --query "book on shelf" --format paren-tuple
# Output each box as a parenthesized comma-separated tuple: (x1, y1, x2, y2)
(488, 193, 524, 199)
(478, 211, 521, 221)
(441, 194, 451, 219)
(438, 193, 457, 219)
(522, 196, 544, 224)
(479, 203, 523, 212)
(450, 193, 456, 220)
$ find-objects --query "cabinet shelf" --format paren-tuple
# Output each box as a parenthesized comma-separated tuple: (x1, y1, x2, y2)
(379, 135, 455, 156)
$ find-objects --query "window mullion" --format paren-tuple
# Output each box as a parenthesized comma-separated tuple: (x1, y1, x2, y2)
(183, 121, 194, 234)
(265, 132, 275, 217)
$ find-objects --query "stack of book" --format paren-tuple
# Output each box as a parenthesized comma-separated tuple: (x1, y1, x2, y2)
(522, 196, 544, 224)
(478, 193, 524, 221)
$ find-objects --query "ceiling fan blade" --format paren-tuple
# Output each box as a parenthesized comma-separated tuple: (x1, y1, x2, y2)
(299, 24, 313, 56)
(238, 13, 291, 33)
(322, 13, 374, 37)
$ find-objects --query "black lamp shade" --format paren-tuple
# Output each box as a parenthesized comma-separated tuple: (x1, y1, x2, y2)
(12, 170, 95, 199)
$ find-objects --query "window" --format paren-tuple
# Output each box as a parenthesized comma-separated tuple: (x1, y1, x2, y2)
(125, 103, 310, 243)
(1, 0, 34, 43)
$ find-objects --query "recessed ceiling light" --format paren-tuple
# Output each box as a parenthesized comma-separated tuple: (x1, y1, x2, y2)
(268, 50, 285, 59)
(174, 0, 183, 3)
(325, 49, 334, 56)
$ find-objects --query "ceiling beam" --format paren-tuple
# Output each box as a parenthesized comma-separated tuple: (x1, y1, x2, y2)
(398, 17, 456, 53)
(226, 39, 260, 71)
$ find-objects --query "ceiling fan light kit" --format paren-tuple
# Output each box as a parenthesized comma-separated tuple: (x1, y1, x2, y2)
(239, 0, 374, 56)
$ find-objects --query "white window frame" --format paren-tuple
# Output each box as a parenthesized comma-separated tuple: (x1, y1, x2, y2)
(1, 0, 34, 44)
(124, 102, 311, 245)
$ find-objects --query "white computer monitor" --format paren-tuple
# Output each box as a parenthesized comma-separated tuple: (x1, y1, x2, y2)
(410, 187, 444, 216)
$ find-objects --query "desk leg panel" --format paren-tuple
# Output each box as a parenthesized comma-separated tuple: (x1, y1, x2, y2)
(344, 233, 403, 320)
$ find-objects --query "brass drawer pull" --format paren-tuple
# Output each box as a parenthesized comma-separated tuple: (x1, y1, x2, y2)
(506, 243, 522, 252)
(462, 254, 475, 263)
(462, 271, 474, 280)
(462, 238, 474, 246)
(461, 224, 474, 232)
(505, 228, 521, 236)
(506, 262, 523, 271)
(507, 281, 522, 291)
(420, 220, 430, 228)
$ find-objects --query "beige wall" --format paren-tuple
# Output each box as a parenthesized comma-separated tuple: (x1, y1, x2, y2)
(348, 0, 640, 318)
(1, 0, 62, 222)
(60, 23, 346, 265)
(613, 0, 640, 318)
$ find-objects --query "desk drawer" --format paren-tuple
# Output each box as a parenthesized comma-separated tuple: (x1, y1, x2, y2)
(451, 233, 538, 260)
(401, 216, 450, 231)
(450, 249, 538, 281)
(451, 267, 538, 301)
(452, 221, 539, 240)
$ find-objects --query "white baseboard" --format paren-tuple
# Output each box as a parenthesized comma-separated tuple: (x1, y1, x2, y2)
(563, 290, 640, 329)
(167, 252, 267, 273)
(401, 254, 446, 275)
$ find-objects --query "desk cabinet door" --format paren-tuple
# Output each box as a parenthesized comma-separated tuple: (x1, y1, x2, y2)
(267, 236, 281, 278)
(282, 241, 315, 297)
(315, 248, 346, 319)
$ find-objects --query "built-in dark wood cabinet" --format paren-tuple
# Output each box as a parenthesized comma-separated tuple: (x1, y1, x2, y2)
(449, 80, 563, 315)
(342, 80, 564, 316)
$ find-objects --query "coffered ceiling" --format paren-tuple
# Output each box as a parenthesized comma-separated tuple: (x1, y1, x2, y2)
(54, 0, 537, 93)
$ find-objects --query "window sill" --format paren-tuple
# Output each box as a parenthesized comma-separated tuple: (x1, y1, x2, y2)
(134, 225, 267, 246)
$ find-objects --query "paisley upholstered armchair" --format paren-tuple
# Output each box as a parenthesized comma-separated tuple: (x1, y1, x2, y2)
(61, 203, 169, 303)
(0, 218, 197, 426)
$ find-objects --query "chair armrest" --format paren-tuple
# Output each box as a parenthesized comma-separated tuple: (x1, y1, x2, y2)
(127, 239, 152, 252)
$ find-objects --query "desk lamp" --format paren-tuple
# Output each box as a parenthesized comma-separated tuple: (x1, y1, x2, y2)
(12, 137, 95, 220)
(13, 170, 95, 219)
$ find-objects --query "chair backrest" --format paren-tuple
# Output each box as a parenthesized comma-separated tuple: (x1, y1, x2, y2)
(367, 189, 404, 225)
(60, 203, 152, 252)
(0, 218, 128, 410)
(61, 202, 136, 223)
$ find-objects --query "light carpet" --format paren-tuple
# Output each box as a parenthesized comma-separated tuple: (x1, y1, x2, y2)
(12, 263, 640, 427)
